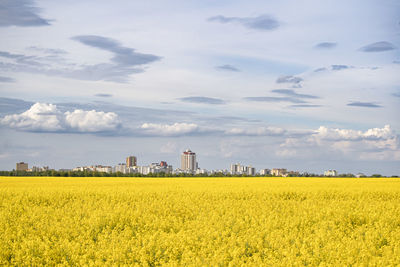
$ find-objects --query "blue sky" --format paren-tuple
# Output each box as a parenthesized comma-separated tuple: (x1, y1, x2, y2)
(0, 0, 399, 175)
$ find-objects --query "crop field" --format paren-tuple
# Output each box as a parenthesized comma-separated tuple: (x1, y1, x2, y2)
(1, 177, 400, 266)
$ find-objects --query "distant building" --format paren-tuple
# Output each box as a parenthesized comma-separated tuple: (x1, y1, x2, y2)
(230, 163, 245, 175)
(96, 166, 112, 173)
(181, 149, 197, 172)
(356, 173, 366, 178)
(324, 170, 338, 177)
(114, 163, 127, 174)
(148, 162, 172, 174)
(28, 166, 50, 172)
(72, 165, 112, 173)
(160, 161, 167, 167)
(271, 168, 287, 176)
(259, 169, 271, 175)
(126, 156, 137, 167)
(16, 162, 28, 171)
(230, 163, 256, 176)
(247, 167, 256, 176)
(195, 169, 208, 175)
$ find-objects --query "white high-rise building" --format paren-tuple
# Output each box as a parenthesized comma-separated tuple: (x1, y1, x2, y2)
(181, 149, 197, 171)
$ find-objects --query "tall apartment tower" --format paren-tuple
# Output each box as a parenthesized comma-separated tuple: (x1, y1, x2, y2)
(16, 162, 28, 171)
(181, 149, 197, 171)
(126, 156, 137, 167)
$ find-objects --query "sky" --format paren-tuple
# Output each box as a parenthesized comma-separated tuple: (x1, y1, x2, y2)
(0, 0, 399, 175)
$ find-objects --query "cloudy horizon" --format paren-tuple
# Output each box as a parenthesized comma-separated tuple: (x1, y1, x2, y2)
(0, 0, 399, 175)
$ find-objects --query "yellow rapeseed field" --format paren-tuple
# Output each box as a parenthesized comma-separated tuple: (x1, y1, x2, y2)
(1, 177, 400, 266)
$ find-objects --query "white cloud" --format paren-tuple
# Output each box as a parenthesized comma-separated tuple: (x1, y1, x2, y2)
(225, 126, 285, 136)
(65, 109, 120, 132)
(140, 122, 200, 136)
(1, 103, 121, 133)
(314, 125, 395, 141)
(0, 103, 63, 131)
(277, 125, 400, 161)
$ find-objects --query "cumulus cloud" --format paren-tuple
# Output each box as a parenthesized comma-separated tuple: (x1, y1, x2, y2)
(314, 125, 395, 141)
(0, 103, 63, 131)
(314, 42, 337, 49)
(65, 109, 120, 132)
(208, 14, 279, 31)
(359, 41, 396, 52)
(216, 64, 240, 72)
(140, 122, 200, 136)
(178, 96, 225, 105)
(0, 0, 51, 27)
(347, 101, 382, 108)
(278, 125, 400, 161)
(276, 75, 303, 84)
(0, 103, 121, 133)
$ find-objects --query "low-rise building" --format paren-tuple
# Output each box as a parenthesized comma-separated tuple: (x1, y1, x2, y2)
(324, 170, 338, 177)
(259, 169, 271, 175)
(271, 168, 287, 176)
(114, 163, 128, 174)
(28, 166, 50, 172)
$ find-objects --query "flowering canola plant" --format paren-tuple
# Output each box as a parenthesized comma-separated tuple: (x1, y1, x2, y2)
(1, 177, 400, 266)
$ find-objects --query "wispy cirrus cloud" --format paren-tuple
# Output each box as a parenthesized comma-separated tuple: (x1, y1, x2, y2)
(289, 104, 322, 108)
(347, 101, 382, 108)
(331, 65, 350, 71)
(216, 64, 240, 72)
(95, 93, 113, 98)
(271, 89, 319, 99)
(0, 76, 15, 83)
(245, 89, 319, 104)
(314, 42, 337, 49)
(0, 36, 161, 82)
(276, 75, 303, 84)
(359, 41, 396, 52)
(0, 0, 51, 27)
(71, 35, 161, 67)
(208, 14, 279, 31)
(27, 46, 67, 55)
(178, 96, 226, 105)
(244, 96, 307, 104)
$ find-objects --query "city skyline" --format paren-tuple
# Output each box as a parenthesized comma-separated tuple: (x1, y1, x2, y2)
(0, 0, 399, 175)
(8, 148, 395, 177)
